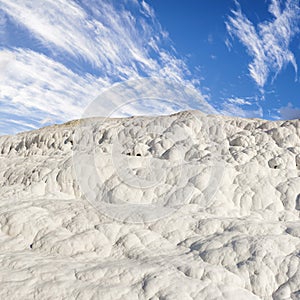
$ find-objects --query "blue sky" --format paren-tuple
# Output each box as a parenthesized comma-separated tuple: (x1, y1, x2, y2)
(0, 0, 300, 135)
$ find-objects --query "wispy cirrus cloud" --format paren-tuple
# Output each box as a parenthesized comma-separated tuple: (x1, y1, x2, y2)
(227, 97, 251, 105)
(0, 0, 192, 81)
(221, 101, 263, 119)
(221, 95, 263, 119)
(0, 48, 107, 134)
(0, 0, 212, 135)
(226, 0, 300, 88)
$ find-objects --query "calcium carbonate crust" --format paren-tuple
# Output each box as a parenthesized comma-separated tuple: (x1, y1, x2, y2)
(0, 110, 300, 299)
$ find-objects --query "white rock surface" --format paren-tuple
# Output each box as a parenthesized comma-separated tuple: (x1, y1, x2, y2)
(0, 111, 300, 299)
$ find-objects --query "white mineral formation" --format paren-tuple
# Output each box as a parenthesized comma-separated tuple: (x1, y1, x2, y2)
(0, 111, 300, 299)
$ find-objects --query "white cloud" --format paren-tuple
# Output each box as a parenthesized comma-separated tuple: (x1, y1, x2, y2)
(0, 0, 214, 135)
(226, 0, 300, 88)
(82, 78, 216, 120)
(0, 48, 108, 134)
(0, 9, 5, 27)
(0, 51, 15, 80)
(228, 97, 251, 105)
(140, 0, 155, 19)
(279, 102, 300, 119)
(221, 99, 263, 119)
(0, 0, 190, 82)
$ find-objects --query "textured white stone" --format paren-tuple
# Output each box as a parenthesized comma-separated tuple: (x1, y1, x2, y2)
(0, 111, 299, 299)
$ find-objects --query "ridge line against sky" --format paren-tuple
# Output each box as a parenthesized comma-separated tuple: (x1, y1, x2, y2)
(0, 0, 300, 135)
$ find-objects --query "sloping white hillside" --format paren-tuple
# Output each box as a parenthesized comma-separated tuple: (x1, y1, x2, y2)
(0, 111, 300, 299)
